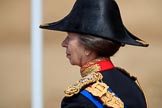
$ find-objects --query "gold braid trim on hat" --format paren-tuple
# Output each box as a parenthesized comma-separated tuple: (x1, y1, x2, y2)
(64, 72, 103, 97)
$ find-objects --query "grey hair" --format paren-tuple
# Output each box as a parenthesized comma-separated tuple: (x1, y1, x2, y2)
(78, 34, 121, 57)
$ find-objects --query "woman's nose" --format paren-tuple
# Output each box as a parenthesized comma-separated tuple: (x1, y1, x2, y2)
(61, 37, 68, 47)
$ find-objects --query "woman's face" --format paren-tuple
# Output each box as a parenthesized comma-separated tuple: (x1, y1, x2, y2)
(61, 33, 93, 66)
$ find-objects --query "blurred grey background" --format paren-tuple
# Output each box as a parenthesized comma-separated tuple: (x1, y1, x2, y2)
(0, 0, 162, 108)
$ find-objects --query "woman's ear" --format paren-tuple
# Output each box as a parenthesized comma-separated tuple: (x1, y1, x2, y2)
(84, 49, 97, 57)
(84, 49, 91, 56)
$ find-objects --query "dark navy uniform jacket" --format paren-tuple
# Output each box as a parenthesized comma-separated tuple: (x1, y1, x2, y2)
(61, 68, 147, 108)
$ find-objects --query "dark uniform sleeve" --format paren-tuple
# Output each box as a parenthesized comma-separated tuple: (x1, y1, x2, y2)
(61, 93, 98, 108)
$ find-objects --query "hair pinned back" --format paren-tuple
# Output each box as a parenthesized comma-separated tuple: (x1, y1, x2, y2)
(78, 34, 121, 57)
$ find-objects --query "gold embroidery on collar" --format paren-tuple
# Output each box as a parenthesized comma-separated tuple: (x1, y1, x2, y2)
(80, 58, 109, 77)
(64, 72, 103, 97)
(81, 64, 100, 77)
(86, 81, 124, 108)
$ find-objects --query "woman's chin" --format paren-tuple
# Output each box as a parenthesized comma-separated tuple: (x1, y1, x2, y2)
(66, 57, 73, 65)
(69, 60, 74, 65)
(69, 60, 79, 66)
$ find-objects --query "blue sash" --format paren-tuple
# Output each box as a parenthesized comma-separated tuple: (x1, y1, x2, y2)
(81, 90, 104, 108)
(80, 88, 126, 108)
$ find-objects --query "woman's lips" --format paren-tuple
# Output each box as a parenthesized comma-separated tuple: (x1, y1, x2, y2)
(66, 50, 70, 58)
(66, 53, 70, 58)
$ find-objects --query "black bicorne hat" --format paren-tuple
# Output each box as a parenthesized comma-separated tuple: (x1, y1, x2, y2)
(40, 0, 149, 47)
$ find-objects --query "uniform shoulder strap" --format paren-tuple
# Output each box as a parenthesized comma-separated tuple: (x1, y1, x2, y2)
(116, 67, 145, 89)
(116, 67, 137, 81)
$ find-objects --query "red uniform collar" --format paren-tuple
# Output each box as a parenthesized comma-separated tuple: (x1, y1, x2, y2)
(80, 58, 114, 77)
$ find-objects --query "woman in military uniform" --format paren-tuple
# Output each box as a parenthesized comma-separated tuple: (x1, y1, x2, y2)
(40, 0, 148, 107)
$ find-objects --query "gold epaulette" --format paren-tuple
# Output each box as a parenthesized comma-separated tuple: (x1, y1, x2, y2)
(64, 72, 103, 97)
(86, 81, 124, 108)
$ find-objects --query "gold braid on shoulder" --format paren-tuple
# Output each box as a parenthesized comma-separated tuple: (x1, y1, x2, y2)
(64, 71, 124, 108)
(64, 72, 103, 97)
